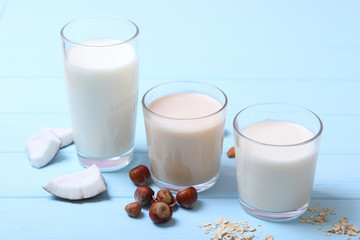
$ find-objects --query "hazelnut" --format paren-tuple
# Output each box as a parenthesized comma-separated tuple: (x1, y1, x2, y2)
(129, 165, 151, 185)
(125, 202, 141, 218)
(149, 202, 172, 224)
(134, 185, 154, 206)
(227, 146, 235, 158)
(155, 189, 176, 207)
(176, 186, 198, 209)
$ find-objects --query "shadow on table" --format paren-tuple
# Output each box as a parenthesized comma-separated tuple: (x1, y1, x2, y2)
(49, 151, 69, 166)
(200, 163, 238, 198)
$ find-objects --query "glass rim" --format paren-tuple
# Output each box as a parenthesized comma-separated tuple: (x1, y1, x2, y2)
(233, 103, 323, 147)
(60, 16, 139, 47)
(142, 81, 228, 121)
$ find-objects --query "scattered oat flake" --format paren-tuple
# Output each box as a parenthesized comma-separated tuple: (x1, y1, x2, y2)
(318, 210, 327, 216)
(213, 232, 221, 240)
(300, 202, 359, 238)
(348, 230, 358, 236)
(265, 235, 274, 240)
(237, 228, 244, 234)
(224, 233, 233, 240)
(350, 225, 360, 233)
(198, 218, 273, 240)
(242, 234, 255, 240)
(308, 207, 317, 212)
(219, 226, 229, 236)
(221, 217, 229, 224)
(326, 217, 359, 237)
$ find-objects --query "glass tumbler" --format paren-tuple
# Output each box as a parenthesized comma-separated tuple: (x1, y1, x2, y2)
(142, 81, 227, 192)
(61, 16, 139, 171)
(233, 103, 322, 221)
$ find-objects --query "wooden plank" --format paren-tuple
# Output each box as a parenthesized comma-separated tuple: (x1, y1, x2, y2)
(1, 113, 359, 155)
(1, 45, 359, 81)
(0, 152, 359, 200)
(1, 0, 360, 49)
(1, 78, 359, 115)
(0, 1, 359, 80)
(0, 198, 359, 240)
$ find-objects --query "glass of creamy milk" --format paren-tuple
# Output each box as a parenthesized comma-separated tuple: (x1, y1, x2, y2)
(233, 103, 323, 221)
(142, 82, 227, 192)
(61, 17, 139, 171)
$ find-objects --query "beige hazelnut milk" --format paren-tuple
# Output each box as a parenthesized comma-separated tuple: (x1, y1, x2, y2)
(64, 39, 138, 158)
(235, 120, 319, 212)
(144, 92, 225, 186)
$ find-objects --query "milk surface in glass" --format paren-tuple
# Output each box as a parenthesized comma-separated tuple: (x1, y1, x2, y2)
(64, 39, 138, 158)
(235, 120, 318, 212)
(145, 92, 225, 186)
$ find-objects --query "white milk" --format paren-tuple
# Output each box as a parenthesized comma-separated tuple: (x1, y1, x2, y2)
(235, 120, 318, 212)
(64, 39, 138, 158)
(144, 93, 225, 185)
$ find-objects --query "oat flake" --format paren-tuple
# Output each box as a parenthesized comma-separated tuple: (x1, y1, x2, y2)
(265, 235, 274, 240)
(198, 218, 272, 240)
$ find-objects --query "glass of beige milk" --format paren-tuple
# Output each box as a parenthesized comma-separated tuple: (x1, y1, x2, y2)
(142, 82, 227, 192)
(233, 103, 323, 221)
(61, 17, 139, 171)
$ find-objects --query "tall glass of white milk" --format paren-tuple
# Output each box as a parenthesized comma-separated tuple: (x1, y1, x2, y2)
(61, 17, 139, 171)
(233, 103, 323, 221)
(142, 82, 227, 192)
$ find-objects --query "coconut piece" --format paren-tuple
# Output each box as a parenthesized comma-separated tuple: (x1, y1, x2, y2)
(25, 129, 62, 168)
(41, 126, 73, 148)
(43, 164, 107, 200)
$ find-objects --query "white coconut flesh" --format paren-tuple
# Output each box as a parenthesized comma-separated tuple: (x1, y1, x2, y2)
(41, 127, 73, 148)
(43, 165, 107, 200)
(25, 129, 62, 168)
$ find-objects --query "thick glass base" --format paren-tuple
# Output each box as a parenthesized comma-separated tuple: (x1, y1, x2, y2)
(152, 173, 219, 193)
(239, 199, 309, 222)
(78, 149, 133, 172)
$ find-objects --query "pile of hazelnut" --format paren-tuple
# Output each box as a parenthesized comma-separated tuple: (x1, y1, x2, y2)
(125, 165, 198, 224)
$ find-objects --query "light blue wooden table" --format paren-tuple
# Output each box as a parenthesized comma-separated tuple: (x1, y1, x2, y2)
(1, 0, 359, 239)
